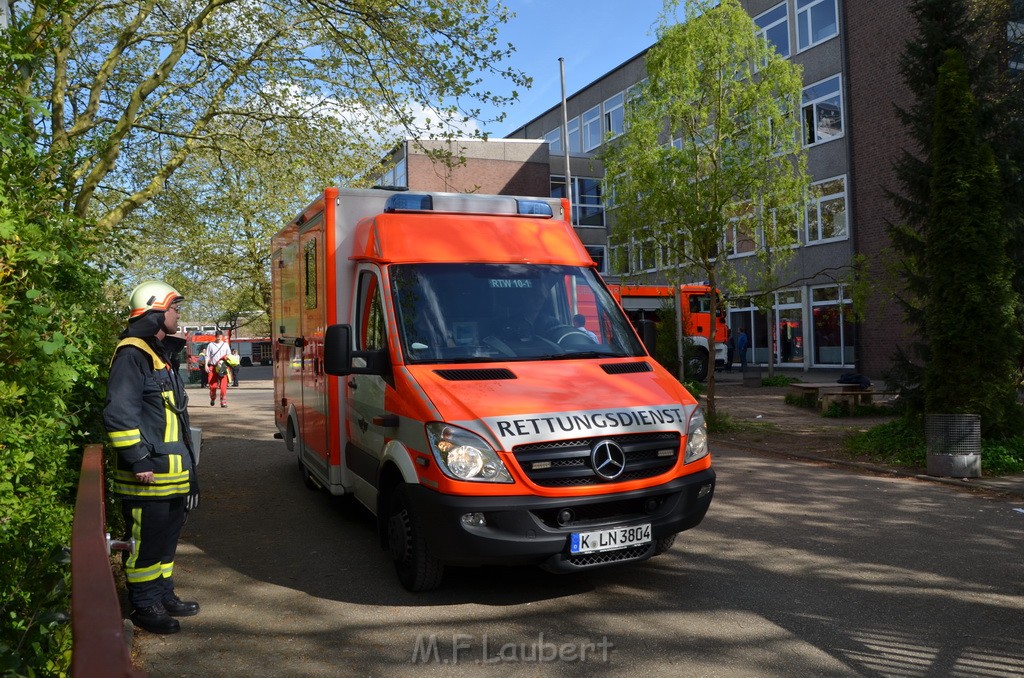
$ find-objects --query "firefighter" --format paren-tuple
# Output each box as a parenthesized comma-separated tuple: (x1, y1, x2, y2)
(104, 280, 200, 634)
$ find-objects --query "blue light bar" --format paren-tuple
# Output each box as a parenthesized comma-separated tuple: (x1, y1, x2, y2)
(384, 193, 433, 212)
(516, 200, 553, 217)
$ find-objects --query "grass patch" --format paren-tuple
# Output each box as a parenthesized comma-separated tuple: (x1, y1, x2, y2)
(822, 401, 897, 418)
(845, 417, 1024, 475)
(706, 409, 774, 434)
(785, 392, 817, 410)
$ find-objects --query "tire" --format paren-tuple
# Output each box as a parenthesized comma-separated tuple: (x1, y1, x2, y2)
(387, 485, 444, 592)
(686, 348, 709, 382)
(298, 457, 319, 491)
(653, 534, 677, 555)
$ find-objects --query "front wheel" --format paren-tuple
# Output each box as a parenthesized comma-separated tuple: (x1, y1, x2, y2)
(653, 534, 677, 555)
(387, 485, 444, 592)
(686, 348, 709, 382)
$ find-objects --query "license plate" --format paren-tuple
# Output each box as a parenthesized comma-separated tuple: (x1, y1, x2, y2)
(570, 523, 652, 555)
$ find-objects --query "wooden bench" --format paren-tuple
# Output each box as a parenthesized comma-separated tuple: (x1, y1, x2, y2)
(786, 382, 865, 400)
(818, 388, 898, 411)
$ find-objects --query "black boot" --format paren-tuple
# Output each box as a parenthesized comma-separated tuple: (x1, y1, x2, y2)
(130, 603, 181, 634)
(162, 593, 200, 617)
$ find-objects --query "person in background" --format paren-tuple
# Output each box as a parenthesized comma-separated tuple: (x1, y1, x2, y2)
(103, 281, 200, 635)
(226, 348, 241, 387)
(736, 327, 749, 370)
(203, 330, 230, 407)
(572, 313, 598, 342)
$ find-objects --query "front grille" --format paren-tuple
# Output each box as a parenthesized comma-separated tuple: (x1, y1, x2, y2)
(565, 545, 651, 568)
(512, 432, 680, 487)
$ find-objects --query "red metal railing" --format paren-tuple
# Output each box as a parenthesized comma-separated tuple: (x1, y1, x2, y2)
(71, 444, 146, 677)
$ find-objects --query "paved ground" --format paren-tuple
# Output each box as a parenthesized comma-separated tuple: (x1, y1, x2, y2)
(130, 367, 1024, 676)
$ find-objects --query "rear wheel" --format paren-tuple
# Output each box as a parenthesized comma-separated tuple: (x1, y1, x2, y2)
(387, 485, 444, 592)
(298, 457, 319, 491)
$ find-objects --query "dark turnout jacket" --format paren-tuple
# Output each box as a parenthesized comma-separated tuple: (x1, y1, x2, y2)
(104, 334, 196, 500)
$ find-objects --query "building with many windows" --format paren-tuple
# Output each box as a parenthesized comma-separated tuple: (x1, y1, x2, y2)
(383, 0, 1022, 378)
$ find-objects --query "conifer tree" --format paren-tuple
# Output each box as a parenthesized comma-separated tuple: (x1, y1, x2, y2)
(888, 0, 1024, 426)
(923, 49, 1019, 433)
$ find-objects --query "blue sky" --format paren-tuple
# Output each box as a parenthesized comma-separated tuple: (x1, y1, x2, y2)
(478, 0, 683, 137)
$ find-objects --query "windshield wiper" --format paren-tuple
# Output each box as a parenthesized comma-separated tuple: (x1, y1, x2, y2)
(540, 351, 628, 360)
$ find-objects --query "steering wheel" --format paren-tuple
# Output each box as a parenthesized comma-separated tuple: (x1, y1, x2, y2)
(545, 324, 597, 347)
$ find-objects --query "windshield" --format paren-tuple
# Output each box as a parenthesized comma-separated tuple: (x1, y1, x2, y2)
(390, 263, 646, 364)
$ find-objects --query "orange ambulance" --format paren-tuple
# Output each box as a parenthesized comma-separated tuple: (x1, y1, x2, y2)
(271, 188, 715, 591)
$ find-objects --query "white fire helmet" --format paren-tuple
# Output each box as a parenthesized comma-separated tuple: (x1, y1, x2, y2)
(128, 280, 184, 319)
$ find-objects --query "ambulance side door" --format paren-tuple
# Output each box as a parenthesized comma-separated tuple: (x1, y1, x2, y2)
(346, 266, 389, 481)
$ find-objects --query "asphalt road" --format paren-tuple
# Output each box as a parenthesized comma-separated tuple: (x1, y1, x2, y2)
(138, 368, 1024, 677)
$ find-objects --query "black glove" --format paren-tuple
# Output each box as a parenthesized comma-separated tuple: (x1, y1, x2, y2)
(185, 471, 200, 512)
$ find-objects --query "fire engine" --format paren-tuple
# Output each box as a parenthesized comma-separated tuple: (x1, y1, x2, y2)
(271, 188, 715, 591)
(608, 284, 729, 381)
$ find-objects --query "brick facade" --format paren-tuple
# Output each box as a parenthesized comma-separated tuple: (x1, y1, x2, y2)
(402, 139, 551, 197)
(842, 0, 916, 377)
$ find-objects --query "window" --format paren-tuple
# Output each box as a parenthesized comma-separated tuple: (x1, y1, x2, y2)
(304, 239, 317, 310)
(378, 157, 407, 188)
(604, 93, 625, 139)
(802, 75, 843, 145)
(567, 117, 581, 153)
(723, 219, 758, 258)
(551, 176, 605, 228)
(811, 285, 855, 366)
(1010, 19, 1024, 76)
(544, 128, 562, 154)
(755, 3, 790, 58)
(805, 176, 847, 244)
(625, 81, 646, 129)
(393, 158, 407, 187)
(585, 245, 607, 273)
(356, 271, 386, 351)
(796, 0, 838, 51)
(634, 239, 658, 272)
(582, 105, 602, 151)
(609, 244, 631, 275)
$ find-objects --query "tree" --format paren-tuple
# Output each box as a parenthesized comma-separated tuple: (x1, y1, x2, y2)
(888, 0, 1024, 414)
(601, 0, 807, 415)
(12, 0, 528, 238)
(1, 5, 122, 670)
(119, 113, 365, 326)
(924, 49, 1019, 434)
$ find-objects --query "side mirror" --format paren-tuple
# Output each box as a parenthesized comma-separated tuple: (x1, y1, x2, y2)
(324, 325, 353, 376)
(323, 324, 389, 376)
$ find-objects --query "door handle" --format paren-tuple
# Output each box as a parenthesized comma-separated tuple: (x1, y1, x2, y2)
(347, 379, 357, 389)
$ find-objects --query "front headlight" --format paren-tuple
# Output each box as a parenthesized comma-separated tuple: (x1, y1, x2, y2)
(426, 423, 513, 483)
(684, 407, 709, 464)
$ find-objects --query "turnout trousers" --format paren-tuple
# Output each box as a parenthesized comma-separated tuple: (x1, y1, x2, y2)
(120, 497, 186, 608)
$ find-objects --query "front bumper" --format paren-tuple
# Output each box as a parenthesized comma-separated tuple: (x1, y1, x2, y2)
(405, 468, 715, 572)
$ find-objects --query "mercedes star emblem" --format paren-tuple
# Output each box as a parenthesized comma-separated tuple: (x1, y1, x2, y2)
(591, 440, 626, 481)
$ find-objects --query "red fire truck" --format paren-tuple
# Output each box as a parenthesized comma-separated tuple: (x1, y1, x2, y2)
(607, 284, 729, 380)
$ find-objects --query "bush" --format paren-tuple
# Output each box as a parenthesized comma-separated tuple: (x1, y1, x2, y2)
(0, 76, 120, 676)
(844, 417, 927, 467)
(845, 417, 1024, 475)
